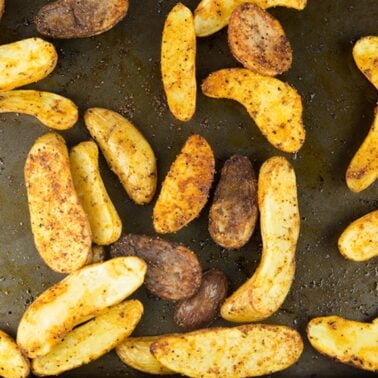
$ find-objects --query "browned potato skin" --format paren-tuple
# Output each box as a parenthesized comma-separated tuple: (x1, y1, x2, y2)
(0, 1, 4, 20)
(228, 3, 292, 76)
(209, 155, 258, 249)
(35, 0, 129, 39)
(110, 234, 202, 301)
(174, 269, 229, 330)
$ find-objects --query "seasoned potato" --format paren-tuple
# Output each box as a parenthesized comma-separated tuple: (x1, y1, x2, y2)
(0, 90, 78, 130)
(346, 105, 377, 192)
(151, 324, 303, 378)
(153, 135, 215, 233)
(35, 0, 129, 39)
(32, 300, 143, 376)
(209, 155, 258, 249)
(307, 316, 378, 372)
(0, 330, 30, 378)
(70, 141, 122, 245)
(221, 157, 300, 322)
(202, 68, 305, 153)
(25, 133, 92, 273)
(17, 256, 146, 358)
(353, 36, 378, 90)
(0, 38, 57, 92)
(161, 3, 196, 121)
(228, 4, 292, 76)
(111, 234, 202, 301)
(84, 108, 157, 205)
(194, 0, 307, 37)
(116, 336, 175, 375)
(338, 210, 378, 261)
(90, 244, 105, 263)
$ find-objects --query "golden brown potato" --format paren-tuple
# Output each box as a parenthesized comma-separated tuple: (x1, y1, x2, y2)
(161, 3, 196, 121)
(202, 68, 305, 153)
(0, 0, 4, 20)
(153, 135, 215, 233)
(35, 0, 129, 39)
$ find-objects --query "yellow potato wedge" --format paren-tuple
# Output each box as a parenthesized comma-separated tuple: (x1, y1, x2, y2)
(0, 330, 30, 378)
(151, 324, 303, 378)
(353, 36, 378, 90)
(346, 105, 378, 192)
(338, 210, 378, 262)
(153, 135, 215, 233)
(24, 133, 92, 273)
(307, 316, 378, 372)
(84, 108, 157, 205)
(221, 156, 300, 322)
(0, 38, 57, 92)
(0, 90, 78, 130)
(194, 0, 307, 37)
(32, 300, 143, 376)
(116, 336, 175, 375)
(202, 68, 305, 153)
(17, 256, 147, 359)
(70, 141, 122, 245)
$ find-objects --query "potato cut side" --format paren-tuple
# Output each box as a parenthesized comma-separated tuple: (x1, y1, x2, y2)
(151, 324, 303, 378)
(0, 330, 30, 378)
(116, 336, 175, 375)
(153, 135, 215, 233)
(0, 38, 57, 92)
(84, 108, 157, 205)
(202, 68, 305, 153)
(70, 141, 122, 245)
(24, 133, 92, 273)
(353, 36, 378, 90)
(221, 157, 299, 322)
(161, 3, 196, 121)
(346, 105, 378, 192)
(17, 256, 147, 358)
(0, 90, 78, 130)
(194, 0, 307, 37)
(32, 300, 143, 376)
(307, 316, 378, 372)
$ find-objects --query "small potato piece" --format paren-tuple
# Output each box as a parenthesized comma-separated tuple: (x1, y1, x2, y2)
(161, 3, 196, 121)
(85, 108, 157, 205)
(32, 300, 143, 376)
(338, 210, 378, 261)
(346, 105, 378, 192)
(0, 38, 57, 92)
(0, 90, 78, 130)
(353, 36, 378, 89)
(0, 330, 30, 378)
(202, 68, 305, 153)
(209, 155, 258, 249)
(151, 324, 303, 378)
(70, 141, 122, 245)
(221, 157, 300, 322)
(25, 133, 92, 273)
(153, 135, 215, 233)
(0, 0, 4, 20)
(307, 316, 378, 372)
(17, 256, 147, 358)
(174, 269, 229, 330)
(111, 234, 202, 301)
(116, 336, 175, 375)
(35, 0, 129, 39)
(228, 4, 292, 76)
(90, 244, 105, 263)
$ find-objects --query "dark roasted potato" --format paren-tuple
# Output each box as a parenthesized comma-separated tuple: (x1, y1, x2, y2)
(35, 0, 129, 39)
(174, 269, 229, 330)
(110, 234, 202, 301)
(0, 1, 4, 20)
(209, 155, 258, 249)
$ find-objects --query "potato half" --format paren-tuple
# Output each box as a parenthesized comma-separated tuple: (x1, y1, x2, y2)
(0, 38, 57, 92)
(307, 316, 378, 372)
(221, 156, 300, 322)
(17, 256, 147, 358)
(202, 68, 305, 153)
